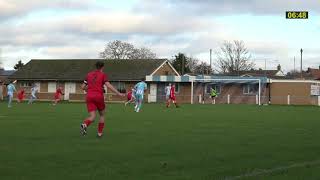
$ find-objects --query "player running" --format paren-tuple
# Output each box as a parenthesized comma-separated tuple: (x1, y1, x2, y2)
(53, 86, 64, 105)
(17, 88, 25, 103)
(80, 61, 125, 137)
(165, 83, 171, 105)
(134, 79, 147, 112)
(28, 84, 38, 104)
(125, 87, 136, 106)
(166, 84, 179, 108)
(7, 80, 16, 108)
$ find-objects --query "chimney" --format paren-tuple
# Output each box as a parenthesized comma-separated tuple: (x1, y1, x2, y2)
(277, 64, 281, 71)
(307, 67, 311, 73)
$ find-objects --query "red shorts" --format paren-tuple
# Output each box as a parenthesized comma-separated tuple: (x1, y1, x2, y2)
(86, 94, 105, 112)
(170, 96, 176, 101)
(18, 95, 24, 100)
(127, 94, 132, 101)
(54, 94, 61, 100)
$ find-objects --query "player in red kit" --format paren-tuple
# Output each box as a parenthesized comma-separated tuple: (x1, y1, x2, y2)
(17, 88, 25, 103)
(125, 87, 135, 106)
(166, 84, 179, 108)
(80, 61, 125, 137)
(53, 86, 64, 106)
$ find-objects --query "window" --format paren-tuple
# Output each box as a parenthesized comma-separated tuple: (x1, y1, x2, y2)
(175, 83, 179, 93)
(20, 82, 32, 87)
(111, 82, 126, 93)
(206, 84, 221, 94)
(48, 82, 57, 93)
(243, 84, 256, 94)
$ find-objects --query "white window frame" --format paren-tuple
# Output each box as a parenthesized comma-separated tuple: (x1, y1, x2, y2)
(48, 82, 57, 93)
(20, 82, 32, 87)
(174, 83, 180, 94)
(111, 82, 126, 93)
(243, 84, 256, 95)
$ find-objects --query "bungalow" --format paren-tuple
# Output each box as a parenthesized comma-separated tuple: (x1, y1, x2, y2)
(146, 74, 320, 106)
(9, 59, 179, 102)
(0, 69, 16, 100)
(8, 59, 320, 106)
(269, 79, 320, 105)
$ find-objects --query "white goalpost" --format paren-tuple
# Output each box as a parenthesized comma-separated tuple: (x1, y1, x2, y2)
(190, 78, 263, 105)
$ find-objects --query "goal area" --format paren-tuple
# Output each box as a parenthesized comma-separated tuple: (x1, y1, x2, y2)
(190, 78, 268, 105)
(145, 75, 269, 105)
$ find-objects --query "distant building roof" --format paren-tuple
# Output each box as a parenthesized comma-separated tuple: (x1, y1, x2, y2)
(0, 69, 16, 84)
(0, 70, 15, 76)
(307, 68, 320, 80)
(286, 68, 320, 80)
(9, 59, 170, 81)
(239, 69, 285, 78)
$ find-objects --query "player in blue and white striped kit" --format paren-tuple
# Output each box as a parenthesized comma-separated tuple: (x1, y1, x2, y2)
(134, 78, 147, 112)
(7, 81, 16, 108)
(28, 84, 38, 104)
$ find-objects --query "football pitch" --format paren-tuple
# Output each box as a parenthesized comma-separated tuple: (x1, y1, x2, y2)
(1, 102, 320, 180)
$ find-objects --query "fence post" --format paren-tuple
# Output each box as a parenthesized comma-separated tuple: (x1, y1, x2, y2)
(191, 81, 194, 104)
(227, 94, 230, 104)
(287, 95, 290, 105)
(198, 94, 202, 103)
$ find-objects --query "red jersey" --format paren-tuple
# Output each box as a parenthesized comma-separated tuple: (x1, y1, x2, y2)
(170, 86, 175, 98)
(55, 88, 63, 95)
(18, 90, 25, 99)
(127, 91, 132, 100)
(84, 70, 108, 96)
(54, 88, 63, 99)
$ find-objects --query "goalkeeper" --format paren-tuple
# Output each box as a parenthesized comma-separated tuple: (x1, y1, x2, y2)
(210, 87, 217, 104)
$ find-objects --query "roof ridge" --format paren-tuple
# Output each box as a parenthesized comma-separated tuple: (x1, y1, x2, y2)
(29, 58, 167, 61)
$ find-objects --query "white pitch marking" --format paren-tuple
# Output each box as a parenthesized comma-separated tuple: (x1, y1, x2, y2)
(222, 160, 320, 180)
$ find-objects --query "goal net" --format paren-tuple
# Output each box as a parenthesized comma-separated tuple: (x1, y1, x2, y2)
(191, 77, 268, 105)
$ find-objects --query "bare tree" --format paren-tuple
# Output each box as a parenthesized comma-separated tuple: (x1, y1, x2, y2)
(186, 56, 199, 73)
(100, 40, 157, 60)
(99, 40, 134, 59)
(194, 62, 213, 75)
(129, 47, 157, 59)
(215, 40, 254, 75)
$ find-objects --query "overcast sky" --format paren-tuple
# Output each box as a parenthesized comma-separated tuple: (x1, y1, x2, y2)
(0, 0, 319, 71)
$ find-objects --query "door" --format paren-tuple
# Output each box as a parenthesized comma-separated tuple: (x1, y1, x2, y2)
(148, 84, 157, 103)
(157, 83, 166, 103)
(64, 82, 76, 100)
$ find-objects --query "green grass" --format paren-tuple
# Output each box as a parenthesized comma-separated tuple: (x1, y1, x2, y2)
(1, 102, 320, 180)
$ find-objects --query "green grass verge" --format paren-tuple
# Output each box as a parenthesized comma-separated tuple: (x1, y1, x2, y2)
(0, 102, 320, 180)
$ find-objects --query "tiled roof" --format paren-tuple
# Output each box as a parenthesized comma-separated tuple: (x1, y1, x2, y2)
(9, 59, 167, 81)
